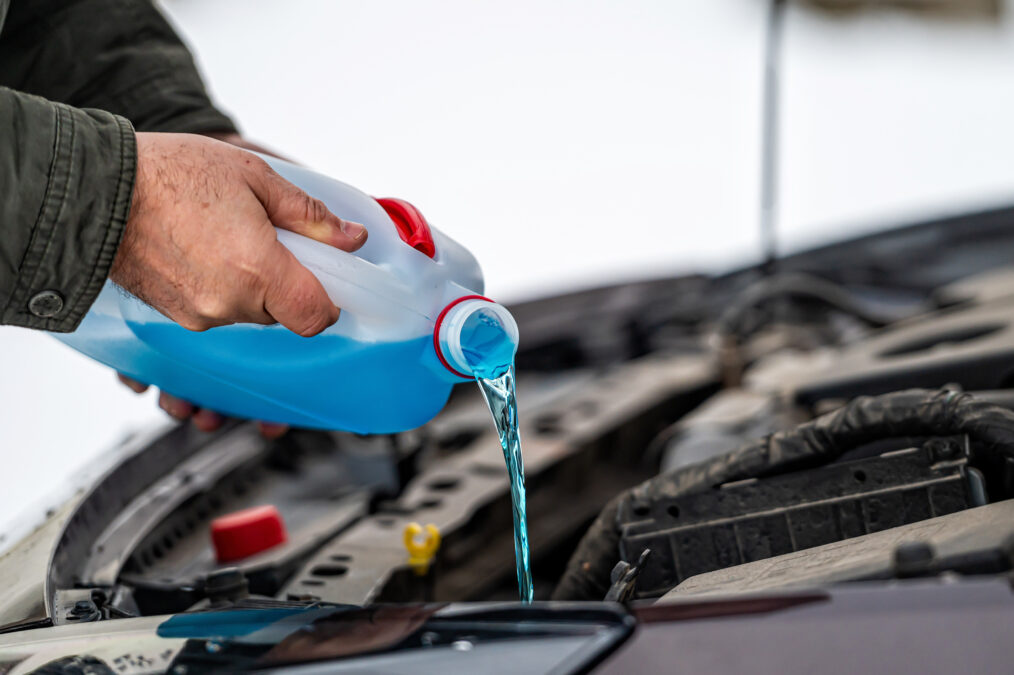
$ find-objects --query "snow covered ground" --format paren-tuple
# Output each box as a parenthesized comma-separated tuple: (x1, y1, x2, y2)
(3, 0, 1014, 531)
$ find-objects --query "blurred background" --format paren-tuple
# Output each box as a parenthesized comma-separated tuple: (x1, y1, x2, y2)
(2, 0, 1014, 529)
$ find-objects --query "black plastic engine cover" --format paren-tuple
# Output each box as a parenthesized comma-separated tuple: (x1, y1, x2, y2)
(618, 442, 978, 598)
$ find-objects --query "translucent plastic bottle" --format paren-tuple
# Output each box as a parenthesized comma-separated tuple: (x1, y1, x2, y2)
(53, 155, 519, 433)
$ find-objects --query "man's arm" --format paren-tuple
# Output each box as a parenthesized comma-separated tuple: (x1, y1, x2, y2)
(0, 0, 236, 135)
(0, 0, 236, 331)
(0, 0, 363, 435)
(0, 88, 135, 331)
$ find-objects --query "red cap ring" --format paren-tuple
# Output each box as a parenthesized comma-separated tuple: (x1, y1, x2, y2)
(433, 295, 492, 379)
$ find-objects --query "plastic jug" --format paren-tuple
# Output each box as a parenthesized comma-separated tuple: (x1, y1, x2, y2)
(53, 155, 519, 433)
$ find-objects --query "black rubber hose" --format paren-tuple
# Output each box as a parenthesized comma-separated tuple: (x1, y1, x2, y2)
(715, 272, 899, 339)
(551, 388, 1014, 600)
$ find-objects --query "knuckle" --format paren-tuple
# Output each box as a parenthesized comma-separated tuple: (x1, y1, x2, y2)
(245, 153, 272, 175)
(235, 258, 267, 291)
(237, 152, 274, 185)
(293, 312, 332, 338)
(192, 293, 229, 323)
(299, 193, 329, 223)
(287, 280, 333, 337)
(288, 274, 316, 305)
(178, 315, 213, 332)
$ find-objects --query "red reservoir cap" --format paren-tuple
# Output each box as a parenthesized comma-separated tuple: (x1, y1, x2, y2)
(211, 505, 288, 563)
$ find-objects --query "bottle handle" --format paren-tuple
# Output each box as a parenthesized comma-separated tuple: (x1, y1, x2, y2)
(276, 229, 419, 323)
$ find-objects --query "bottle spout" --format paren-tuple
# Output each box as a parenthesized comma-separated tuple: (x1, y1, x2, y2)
(435, 296, 519, 380)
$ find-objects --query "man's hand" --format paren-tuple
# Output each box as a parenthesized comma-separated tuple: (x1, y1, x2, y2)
(111, 132, 367, 335)
(118, 373, 289, 438)
(113, 132, 368, 436)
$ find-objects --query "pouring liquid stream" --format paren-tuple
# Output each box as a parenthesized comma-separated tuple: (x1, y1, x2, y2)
(475, 366, 533, 603)
(461, 308, 533, 602)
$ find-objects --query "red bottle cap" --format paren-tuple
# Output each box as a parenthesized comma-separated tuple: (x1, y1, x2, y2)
(211, 505, 288, 563)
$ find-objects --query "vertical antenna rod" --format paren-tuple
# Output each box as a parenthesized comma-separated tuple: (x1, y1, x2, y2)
(760, 0, 787, 270)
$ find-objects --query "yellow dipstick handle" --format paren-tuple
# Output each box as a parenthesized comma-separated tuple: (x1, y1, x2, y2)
(404, 522, 441, 576)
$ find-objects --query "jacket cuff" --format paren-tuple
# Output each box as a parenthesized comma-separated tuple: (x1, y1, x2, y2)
(2, 105, 136, 332)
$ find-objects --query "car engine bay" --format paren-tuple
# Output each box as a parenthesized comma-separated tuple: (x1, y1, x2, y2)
(3, 206, 1014, 670)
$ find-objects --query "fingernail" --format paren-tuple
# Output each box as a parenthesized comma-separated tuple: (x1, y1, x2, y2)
(341, 220, 367, 240)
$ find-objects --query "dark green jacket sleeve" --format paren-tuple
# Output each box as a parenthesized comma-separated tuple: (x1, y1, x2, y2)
(0, 0, 237, 332)
(0, 89, 135, 331)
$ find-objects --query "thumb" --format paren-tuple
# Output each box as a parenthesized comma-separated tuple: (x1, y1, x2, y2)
(247, 160, 368, 251)
(263, 241, 341, 337)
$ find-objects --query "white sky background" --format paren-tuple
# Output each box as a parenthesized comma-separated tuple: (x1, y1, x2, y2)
(3, 0, 1014, 530)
